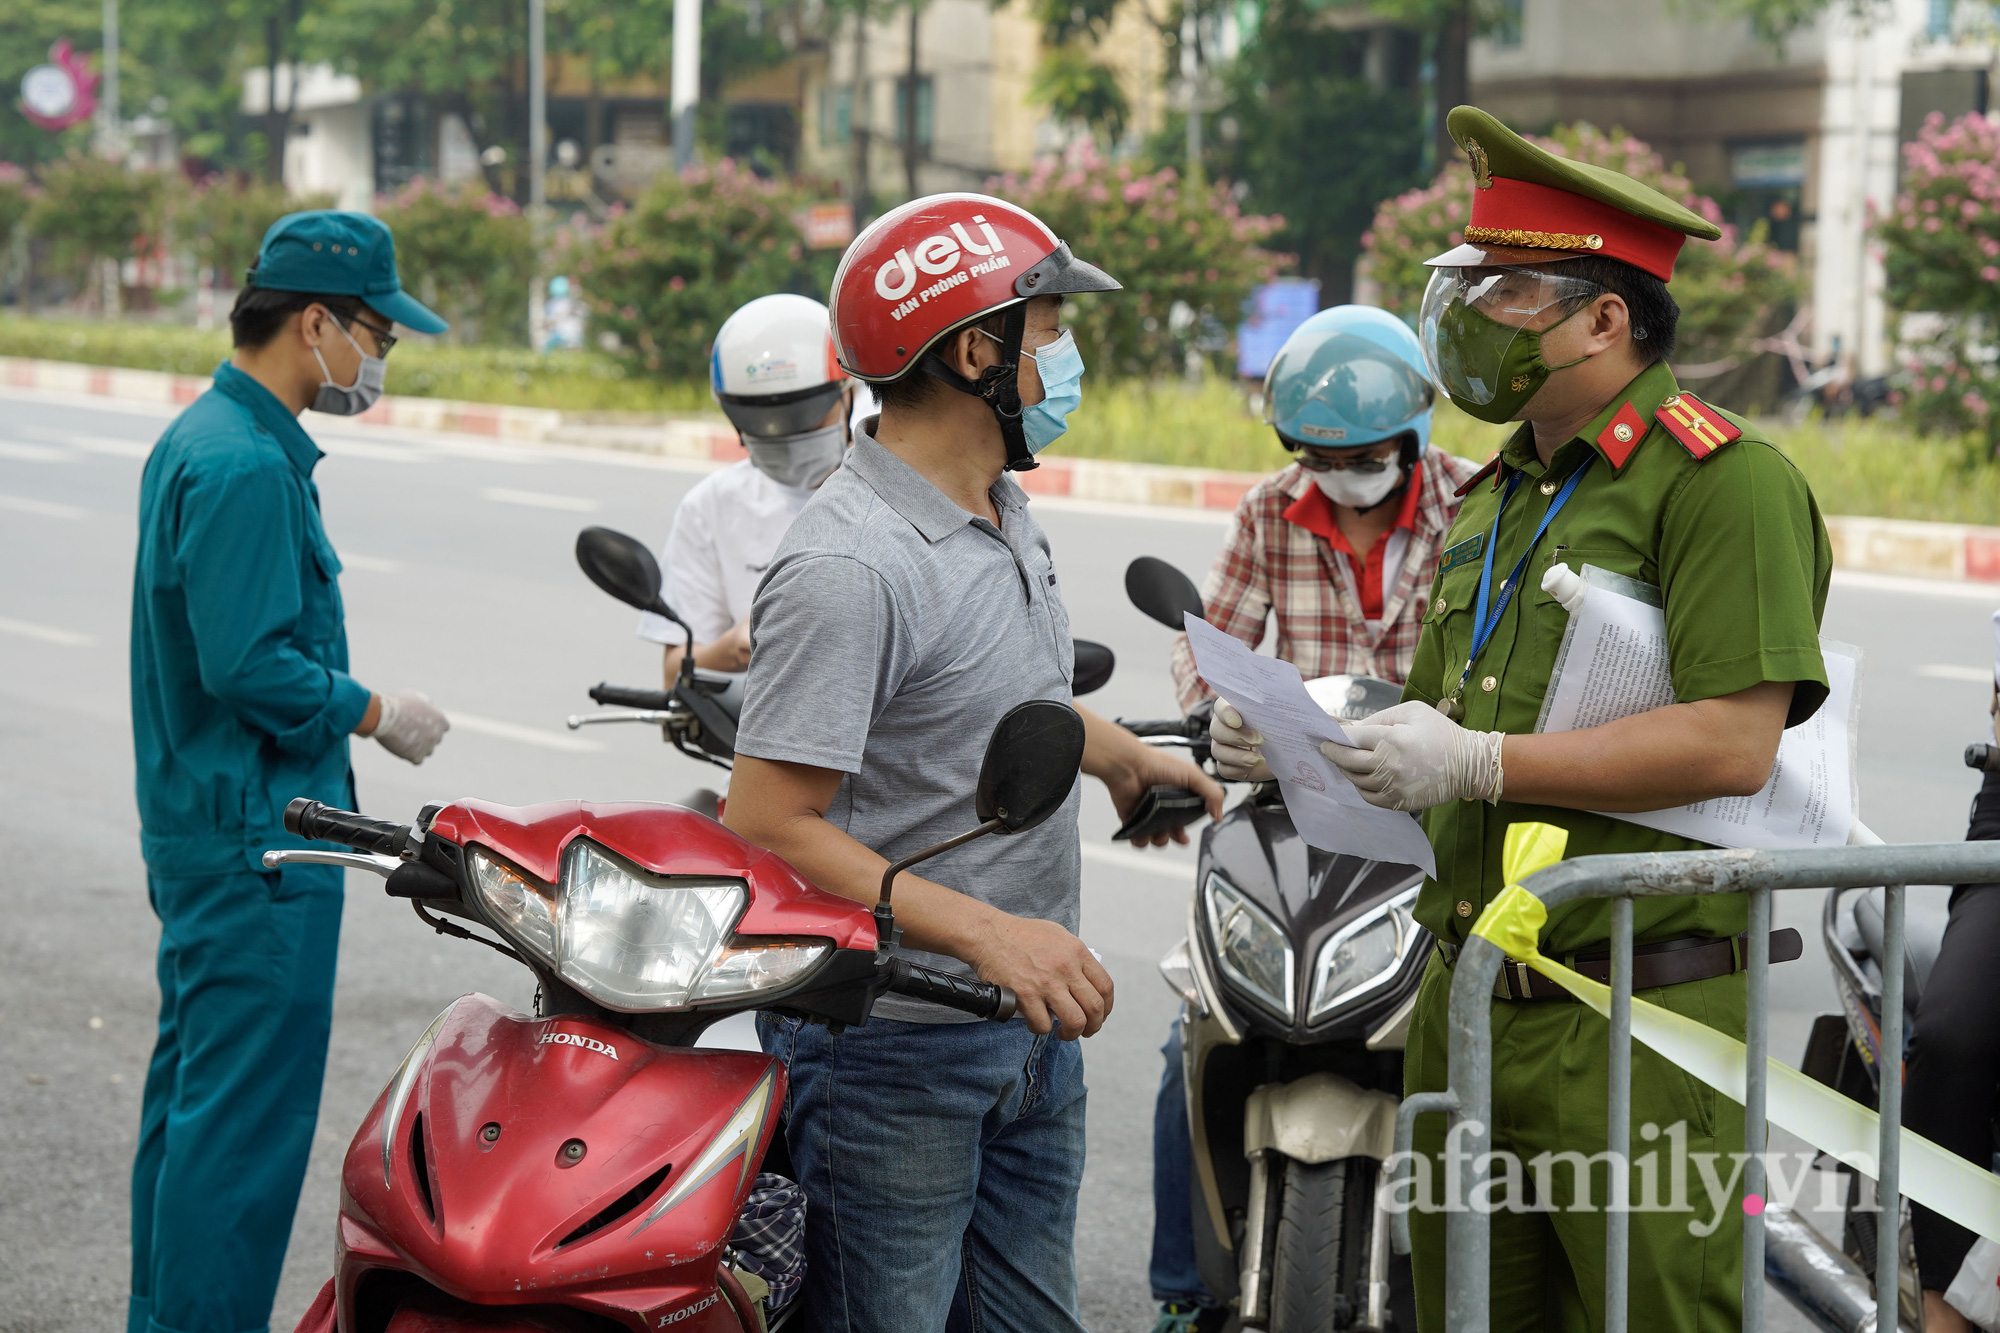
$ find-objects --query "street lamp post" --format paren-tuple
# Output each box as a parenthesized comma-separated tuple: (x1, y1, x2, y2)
(529, 0, 547, 351)
(672, 0, 701, 173)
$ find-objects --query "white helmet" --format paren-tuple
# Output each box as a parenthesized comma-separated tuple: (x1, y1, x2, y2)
(709, 294, 848, 438)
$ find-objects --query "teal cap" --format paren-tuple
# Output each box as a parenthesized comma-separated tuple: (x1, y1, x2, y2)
(250, 210, 448, 335)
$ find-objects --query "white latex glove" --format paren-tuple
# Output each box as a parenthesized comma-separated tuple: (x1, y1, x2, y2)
(1320, 700, 1505, 811)
(373, 691, 449, 764)
(1541, 561, 1587, 616)
(1209, 698, 1274, 783)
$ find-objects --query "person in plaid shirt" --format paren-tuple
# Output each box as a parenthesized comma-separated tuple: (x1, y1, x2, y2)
(1149, 305, 1486, 1333)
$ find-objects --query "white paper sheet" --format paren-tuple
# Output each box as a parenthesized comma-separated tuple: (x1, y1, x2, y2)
(1184, 614, 1436, 876)
(1537, 570, 1861, 850)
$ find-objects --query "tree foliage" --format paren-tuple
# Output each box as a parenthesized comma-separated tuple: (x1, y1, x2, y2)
(991, 145, 1286, 378)
(564, 161, 831, 376)
(374, 177, 535, 344)
(26, 153, 168, 289)
(1023, 0, 1128, 139)
(173, 174, 334, 287)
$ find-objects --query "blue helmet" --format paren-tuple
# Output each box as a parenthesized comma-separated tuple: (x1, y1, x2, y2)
(1262, 304, 1434, 454)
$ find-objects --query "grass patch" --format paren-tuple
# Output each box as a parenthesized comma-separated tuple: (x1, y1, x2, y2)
(0, 315, 711, 414)
(7, 314, 1999, 526)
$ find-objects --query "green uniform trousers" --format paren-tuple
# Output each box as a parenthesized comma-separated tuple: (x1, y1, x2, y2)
(1404, 952, 1746, 1333)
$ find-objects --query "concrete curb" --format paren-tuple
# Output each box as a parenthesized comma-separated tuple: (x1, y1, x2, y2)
(9, 352, 2000, 586)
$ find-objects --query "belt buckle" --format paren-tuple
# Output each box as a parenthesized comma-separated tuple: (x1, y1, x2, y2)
(1494, 958, 1528, 1000)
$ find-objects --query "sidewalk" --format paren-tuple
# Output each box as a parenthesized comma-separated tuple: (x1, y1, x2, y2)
(9, 352, 2000, 587)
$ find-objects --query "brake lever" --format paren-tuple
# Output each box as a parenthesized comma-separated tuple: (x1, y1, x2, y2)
(566, 709, 674, 730)
(261, 849, 401, 878)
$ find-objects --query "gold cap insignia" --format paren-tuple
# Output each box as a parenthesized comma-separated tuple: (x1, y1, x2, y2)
(1466, 138, 1493, 191)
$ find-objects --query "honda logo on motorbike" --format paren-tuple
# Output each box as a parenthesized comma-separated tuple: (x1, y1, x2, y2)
(656, 1293, 719, 1326)
(875, 216, 1011, 320)
(538, 1030, 619, 1060)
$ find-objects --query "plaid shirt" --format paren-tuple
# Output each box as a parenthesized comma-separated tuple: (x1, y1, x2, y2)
(1170, 450, 1486, 710)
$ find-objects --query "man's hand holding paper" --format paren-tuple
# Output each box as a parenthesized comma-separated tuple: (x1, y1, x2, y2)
(1320, 702, 1506, 812)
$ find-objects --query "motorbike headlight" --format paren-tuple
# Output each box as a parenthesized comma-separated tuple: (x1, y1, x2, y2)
(1307, 887, 1420, 1022)
(470, 850, 557, 958)
(1203, 873, 1294, 1020)
(560, 841, 749, 1009)
(470, 840, 832, 1011)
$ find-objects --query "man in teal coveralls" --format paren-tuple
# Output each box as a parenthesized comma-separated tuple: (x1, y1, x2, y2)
(128, 212, 453, 1333)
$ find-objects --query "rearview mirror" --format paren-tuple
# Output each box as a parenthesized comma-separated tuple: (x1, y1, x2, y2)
(976, 700, 1086, 835)
(1072, 640, 1115, 697)
(1126, 556, 1204, 630)
(577, 526, 671, 618)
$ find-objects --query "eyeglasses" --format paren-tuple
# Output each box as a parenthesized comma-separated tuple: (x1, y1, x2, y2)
(1292, 447, 1399, 474)
(337, 311, 399, 357)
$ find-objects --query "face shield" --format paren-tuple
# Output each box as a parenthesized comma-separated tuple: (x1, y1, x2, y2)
(1261, 329, 1434, 447)
(1417, 266, 1604, 422)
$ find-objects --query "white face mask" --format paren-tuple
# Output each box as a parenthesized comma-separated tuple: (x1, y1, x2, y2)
(746, 423, 848, 490)
(312, 320, 386, 416)
(1311, 462, 1404, 511)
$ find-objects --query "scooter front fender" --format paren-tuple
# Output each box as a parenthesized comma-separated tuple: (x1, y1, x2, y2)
(1243, 1071, 1399, 1164)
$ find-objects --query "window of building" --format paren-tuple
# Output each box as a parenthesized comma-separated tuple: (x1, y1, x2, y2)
(820, 86, 851, 147)
(1489, 0, 1524, 48)
(895, 76, 933, 147)
(372, 96, 435, 195)
(1724, 138, 1806, 252)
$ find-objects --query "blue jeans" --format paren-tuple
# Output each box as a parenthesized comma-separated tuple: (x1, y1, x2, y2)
(130, 864, 343, 1333)
(1151, 1019, 1214, 1307)
(758, 1011, 1089, 1333)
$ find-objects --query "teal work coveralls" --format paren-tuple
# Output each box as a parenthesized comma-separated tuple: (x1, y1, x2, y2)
(128, 363, 373, 1333)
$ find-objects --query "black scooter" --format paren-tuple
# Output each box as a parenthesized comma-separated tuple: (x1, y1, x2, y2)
(1117, 557, 1425, 1333)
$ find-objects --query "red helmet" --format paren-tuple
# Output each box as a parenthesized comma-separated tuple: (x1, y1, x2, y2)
(828, 193, 1119, 470)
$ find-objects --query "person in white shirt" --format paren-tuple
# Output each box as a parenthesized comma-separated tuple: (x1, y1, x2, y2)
(638, 294, 862, 679)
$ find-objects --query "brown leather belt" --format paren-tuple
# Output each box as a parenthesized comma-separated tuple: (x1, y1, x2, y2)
(1438, 929, 1803, 1001)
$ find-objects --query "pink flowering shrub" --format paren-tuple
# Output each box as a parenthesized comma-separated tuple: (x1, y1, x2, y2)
(1360, 124, 1799, 373)
(1880, 112, 2000, 443)
(172, 175, 334, 292)
(991, 144, 1288, 378)
(564, 162, 834, 377)
(0, 164, 33, 251)
(375, 178, 534, 344)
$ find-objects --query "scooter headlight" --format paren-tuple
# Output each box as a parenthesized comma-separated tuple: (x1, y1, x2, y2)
(1203, 873, 1294, 1020)
(468, 841, 829, 1012)
(1307, 886, 1421, 1022)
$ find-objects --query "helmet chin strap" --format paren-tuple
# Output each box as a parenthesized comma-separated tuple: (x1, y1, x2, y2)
(917, 303, 1037, 472)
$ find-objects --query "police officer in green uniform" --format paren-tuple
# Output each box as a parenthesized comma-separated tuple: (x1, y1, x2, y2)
(1217, 108, 1833, 1331)
(128, 211, 452, 1333)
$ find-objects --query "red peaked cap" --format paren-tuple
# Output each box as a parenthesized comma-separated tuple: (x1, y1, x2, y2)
(1468, 177, 1687, 281)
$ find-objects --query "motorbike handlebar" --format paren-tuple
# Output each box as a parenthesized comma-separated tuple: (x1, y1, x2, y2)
(283, 798, 411, 857)
(591, 682, 676, 712)
(1117, 716, 1204, 740)
(886, 959, 1018, 1023)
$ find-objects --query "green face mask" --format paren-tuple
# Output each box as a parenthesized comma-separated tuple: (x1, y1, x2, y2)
(1428, 298, 1592, 424)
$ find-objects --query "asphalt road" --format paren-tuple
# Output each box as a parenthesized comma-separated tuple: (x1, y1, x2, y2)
(2, 381, 1993, 1333)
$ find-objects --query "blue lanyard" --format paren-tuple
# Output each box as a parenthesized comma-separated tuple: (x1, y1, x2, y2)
(1450, 454, 1596, 704)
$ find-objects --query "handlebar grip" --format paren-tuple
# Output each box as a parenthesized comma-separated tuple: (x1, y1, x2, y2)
(591, 682, 675, 711)
(283, 798, 410, 856)
(887, 959, 1018, 1022)
(1117, 716, 1204, 740)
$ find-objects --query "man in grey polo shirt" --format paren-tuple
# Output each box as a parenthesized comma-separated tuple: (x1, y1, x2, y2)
(726, 194, 1221, 1330)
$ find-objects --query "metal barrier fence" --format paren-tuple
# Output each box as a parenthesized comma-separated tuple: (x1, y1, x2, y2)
(1389, 840, 2000, 1333)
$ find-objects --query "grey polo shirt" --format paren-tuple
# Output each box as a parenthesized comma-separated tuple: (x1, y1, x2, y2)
(736, 428, 1081, 1023)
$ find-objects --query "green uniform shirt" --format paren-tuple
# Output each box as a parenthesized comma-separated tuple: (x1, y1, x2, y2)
(1402, 361, 1833, 954)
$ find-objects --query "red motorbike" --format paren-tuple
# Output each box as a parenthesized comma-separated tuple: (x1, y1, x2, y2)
(280, 530, 1087, 1333)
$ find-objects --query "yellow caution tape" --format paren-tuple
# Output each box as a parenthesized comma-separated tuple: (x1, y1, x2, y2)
(1469, 822, 2000, 1243)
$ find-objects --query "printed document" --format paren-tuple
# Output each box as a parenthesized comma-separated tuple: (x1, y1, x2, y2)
(1184, 614, 1436, 875)
(1537, 566, 1861, 849)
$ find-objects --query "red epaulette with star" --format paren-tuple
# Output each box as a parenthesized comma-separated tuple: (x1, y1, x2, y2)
(1654, 392, 1742, 461)
(1454, 456, 1502, 497)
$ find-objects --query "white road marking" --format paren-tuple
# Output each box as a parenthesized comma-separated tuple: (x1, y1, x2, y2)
(0, 616, 96, 647)
(15, 427, 154, 459)
(1831, 570, 2000, 602)
(339, 553, 401, 574)
(1080, 842, 1196, 881)
(0, 493, 87, 520)
(0, 440, 73, 462)
(447, 711, 605, 753)
(482, 486, 600, 512)
(1917, 663, 1991, 682)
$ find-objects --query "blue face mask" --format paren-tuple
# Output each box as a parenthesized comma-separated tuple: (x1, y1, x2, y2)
(1021, 329, 1084, 454)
